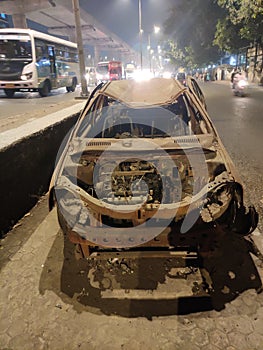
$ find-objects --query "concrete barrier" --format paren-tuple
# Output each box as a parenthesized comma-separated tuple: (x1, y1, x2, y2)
(0, 103, 85, 237)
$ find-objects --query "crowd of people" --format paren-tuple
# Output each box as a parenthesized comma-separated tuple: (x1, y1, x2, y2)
(194, 71, 211, 82)
(192, 67, 248, 84)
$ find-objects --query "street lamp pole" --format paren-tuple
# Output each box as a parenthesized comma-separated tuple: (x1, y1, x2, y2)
(147, 33, 152, 71)
(147, 25, 160, 72)
(138, 0, 143, 69)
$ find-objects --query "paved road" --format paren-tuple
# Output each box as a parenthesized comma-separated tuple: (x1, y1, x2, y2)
(1, 81, 263, 350)
(0, 85, 92, 133)
(202, 80, 263, 234)
(203, 80, 263, 174)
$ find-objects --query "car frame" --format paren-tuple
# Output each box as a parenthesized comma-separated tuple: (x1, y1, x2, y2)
(49, 78, 259, 268)
(186, 76, 207, 110)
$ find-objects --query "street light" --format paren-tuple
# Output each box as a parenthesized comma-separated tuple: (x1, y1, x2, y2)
(138, 1, 160, 70)
(154, 25, 160, 34)
(147, 25, 161, 72)
(147, 25, 160, 50)
(138, 0, 143, 69)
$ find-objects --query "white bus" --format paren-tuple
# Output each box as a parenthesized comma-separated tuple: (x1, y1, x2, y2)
(0, 28, 79, 97)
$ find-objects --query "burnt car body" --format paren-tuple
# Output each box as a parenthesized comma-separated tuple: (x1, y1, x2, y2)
(186, 76, 207, 110)
(49, 78, 258, 262)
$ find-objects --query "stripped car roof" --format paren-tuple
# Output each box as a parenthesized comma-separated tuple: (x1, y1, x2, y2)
(100, 78, 186, 107)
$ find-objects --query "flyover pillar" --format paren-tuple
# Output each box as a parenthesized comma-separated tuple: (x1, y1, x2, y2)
(94, 46, 100, 65)
(0, 0, 52, 28)
(12, 13, 27, 28)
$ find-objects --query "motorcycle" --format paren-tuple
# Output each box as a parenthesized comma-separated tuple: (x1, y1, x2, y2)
(233, 74, 249, 97)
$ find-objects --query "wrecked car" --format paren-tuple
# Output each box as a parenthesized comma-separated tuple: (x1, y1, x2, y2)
(49, 78, 259, 262)
(186, 76, 207, 110)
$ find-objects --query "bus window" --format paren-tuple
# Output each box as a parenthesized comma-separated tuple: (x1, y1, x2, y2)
(14, 41, 32, 58)
(35, 39, 48, 61)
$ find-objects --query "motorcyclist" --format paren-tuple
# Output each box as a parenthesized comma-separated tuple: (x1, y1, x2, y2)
(231, 68, 239, 88)
(232, 70, 248, 96)
(233, 70, 246, 88)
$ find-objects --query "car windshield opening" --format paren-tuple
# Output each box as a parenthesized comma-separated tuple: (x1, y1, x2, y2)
(77, 93, 209, 139)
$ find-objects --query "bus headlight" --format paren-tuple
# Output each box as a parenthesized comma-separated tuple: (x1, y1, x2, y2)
(21, 72, 33, 80)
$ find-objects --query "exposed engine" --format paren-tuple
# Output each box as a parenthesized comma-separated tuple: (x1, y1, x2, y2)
(76, 157, 199, 206)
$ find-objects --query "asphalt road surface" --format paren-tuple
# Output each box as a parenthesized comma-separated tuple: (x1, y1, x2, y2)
(202, 80, 263, 233)
(0, 84, 92, 133)
(0, 80, 263, 350)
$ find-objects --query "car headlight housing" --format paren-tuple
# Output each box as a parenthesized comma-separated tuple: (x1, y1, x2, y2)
(21, 72, 33, 81)
(56, 188, 90, 230)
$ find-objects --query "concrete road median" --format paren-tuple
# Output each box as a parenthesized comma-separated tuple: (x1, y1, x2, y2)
(0, 102, 84, 237)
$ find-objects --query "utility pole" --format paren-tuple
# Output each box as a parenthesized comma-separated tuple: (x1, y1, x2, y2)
(147, 33, 152, 72)
(138, 0, 143, 69)
(72, 0, 89, 97)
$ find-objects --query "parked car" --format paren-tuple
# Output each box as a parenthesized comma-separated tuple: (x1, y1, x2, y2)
(49, 77, 258, 261)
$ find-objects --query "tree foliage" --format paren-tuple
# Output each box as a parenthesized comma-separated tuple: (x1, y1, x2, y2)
(163, 0, 225, 67)
(163, 40, 185, 67)
(213, 17, 250, 52)
(217, 0, 263, 44)
(163, 0, 263, 68)
(163, 40, 200, 69)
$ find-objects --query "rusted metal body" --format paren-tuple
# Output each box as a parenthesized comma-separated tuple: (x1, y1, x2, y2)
(49, 78, 259, 262)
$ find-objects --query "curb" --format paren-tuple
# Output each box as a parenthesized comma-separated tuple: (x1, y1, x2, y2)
(0, 103, 85, 236)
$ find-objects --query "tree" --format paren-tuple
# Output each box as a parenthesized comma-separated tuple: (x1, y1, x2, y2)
(213, 17, 250, 52)
(216, 0, 263, 81)
(163, 0, 225, 68)
(216, 0, 263, 44)
(163, 40, 185, 68)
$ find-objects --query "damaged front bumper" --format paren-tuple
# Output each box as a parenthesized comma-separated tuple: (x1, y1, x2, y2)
(54, 171, 258, 259)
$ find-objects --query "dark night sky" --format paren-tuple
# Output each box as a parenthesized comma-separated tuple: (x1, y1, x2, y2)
(81, 0, 175, 49)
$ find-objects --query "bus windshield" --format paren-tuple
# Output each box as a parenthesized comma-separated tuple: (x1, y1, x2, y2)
(0, 34, 32, 60)
(97, 65, 108, 74)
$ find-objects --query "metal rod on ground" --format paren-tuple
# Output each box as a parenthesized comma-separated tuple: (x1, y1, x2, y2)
(72, 0, 89, 97)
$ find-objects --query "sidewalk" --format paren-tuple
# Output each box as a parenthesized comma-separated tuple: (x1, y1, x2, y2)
(0, 195, 263, 349)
